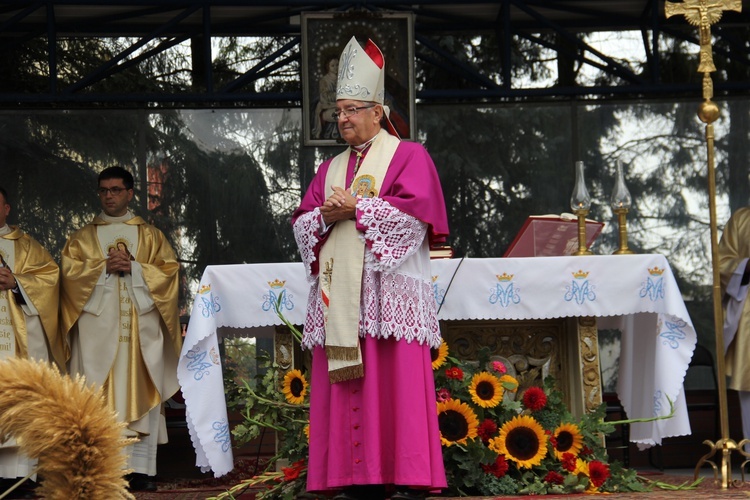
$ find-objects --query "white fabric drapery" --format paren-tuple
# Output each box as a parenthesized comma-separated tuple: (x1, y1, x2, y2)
(179, 254, 696, 475)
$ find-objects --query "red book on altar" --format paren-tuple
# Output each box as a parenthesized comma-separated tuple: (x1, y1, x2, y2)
(503, 214, 604, 257)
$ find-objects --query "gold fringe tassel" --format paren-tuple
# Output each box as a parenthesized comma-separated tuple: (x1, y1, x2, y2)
(325, 345, 361, 361)
(329, 363, 365, 384)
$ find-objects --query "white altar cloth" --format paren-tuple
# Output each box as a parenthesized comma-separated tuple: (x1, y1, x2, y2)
(179, 255, 696, 475)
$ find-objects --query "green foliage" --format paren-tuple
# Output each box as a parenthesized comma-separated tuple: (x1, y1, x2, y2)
(229, 352, 308, 459)
(224, 350, 309, 499)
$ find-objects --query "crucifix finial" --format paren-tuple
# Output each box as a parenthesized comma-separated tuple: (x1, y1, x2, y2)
(665, 0, 742, 73)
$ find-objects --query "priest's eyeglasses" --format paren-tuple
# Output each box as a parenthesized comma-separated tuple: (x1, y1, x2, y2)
(98, 187, 129, 196)
(332, 105, 375, 120)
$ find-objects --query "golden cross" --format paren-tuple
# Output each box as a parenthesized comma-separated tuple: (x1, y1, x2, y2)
(322, 258, 334, 287)
(665, 0, 742, 73)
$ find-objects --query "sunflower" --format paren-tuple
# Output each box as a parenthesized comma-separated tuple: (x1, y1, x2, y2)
(552, 422, 584, 460)
(489, 414, 547, 468)
(281, 369, 308, 404)
(437, 398, 479, 446)
(431, 341, 449, 370)
(304, 423, 310, 442)
(468, 371, 503, 408)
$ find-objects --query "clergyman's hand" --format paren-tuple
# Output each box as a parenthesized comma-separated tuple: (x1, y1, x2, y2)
(320, 185, 357, 225)
(107, 249, 132, 275)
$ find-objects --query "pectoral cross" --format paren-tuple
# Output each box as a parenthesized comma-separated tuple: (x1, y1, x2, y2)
(665, 0, 742, 73)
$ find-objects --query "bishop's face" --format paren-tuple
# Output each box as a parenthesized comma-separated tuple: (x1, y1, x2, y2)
(98, 178, 134, 217)
(336, 99, 383, 147)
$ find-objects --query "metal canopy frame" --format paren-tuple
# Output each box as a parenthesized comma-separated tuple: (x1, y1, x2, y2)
(0, 1, 748, 105)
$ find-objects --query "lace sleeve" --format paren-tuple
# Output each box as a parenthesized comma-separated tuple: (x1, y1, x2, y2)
(358, 197, 428, 272)
(293, 208, 322, 281)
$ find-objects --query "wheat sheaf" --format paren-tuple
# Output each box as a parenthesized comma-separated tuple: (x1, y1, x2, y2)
(0, 358, 134, 499)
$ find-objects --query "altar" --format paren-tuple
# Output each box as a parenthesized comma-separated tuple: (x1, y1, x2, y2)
(178, 254, 696, 477)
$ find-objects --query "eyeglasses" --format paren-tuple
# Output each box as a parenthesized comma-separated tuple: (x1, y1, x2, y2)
(98, 187, 129, 196)
(331, 105, 375, 120)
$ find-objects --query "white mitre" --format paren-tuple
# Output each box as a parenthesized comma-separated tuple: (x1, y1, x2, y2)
(336, 36, 385, 103)
(335, 36, 400, 138)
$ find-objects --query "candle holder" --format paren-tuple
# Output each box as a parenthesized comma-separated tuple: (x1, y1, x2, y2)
(611, 161, 634, 255)
(570, 161, 593, 256)
(573, 207, 593, 256)
(613, 207, 634, 255)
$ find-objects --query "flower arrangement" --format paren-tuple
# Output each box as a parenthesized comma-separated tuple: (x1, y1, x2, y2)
(431, 341, 648, 496)
(212, 350, 310, 500)
(217, 309, 687, 498)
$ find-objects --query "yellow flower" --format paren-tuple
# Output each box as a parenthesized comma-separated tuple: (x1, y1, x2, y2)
(468, 371, 503, 408)
(552, 422, 584, 460)
(437, 398, 479, 446)
(499, 374, 519, 392)
(431, 341, 449, 370)
(574, 457, 589, 476)
(304, 423, 310, 442)
(574, 458, 600, 492)
(281, 369, 308, 404)
(490, 414, 547, 468)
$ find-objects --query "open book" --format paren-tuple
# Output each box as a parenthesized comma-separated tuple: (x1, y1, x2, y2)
(503, 213, 604, 257)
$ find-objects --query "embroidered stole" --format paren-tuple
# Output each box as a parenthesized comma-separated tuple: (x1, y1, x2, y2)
(95, 221, 141, 425)
(0, 234, 15, 362)
(320, 129, 400, 383)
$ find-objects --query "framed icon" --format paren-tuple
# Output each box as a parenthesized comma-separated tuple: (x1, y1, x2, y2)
(301, 11, 415, 146)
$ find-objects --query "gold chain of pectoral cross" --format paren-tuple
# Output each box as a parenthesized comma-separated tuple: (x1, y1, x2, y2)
(351, 138, 375, 178)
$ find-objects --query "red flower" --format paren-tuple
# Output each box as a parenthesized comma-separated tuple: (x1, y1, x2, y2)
(580, 445, 593, 457)
(445, 367, 464, 380)
(561, 452, 577, 472)
(544, 471, 565, 485)
(588, 460, 610, 488)
(491, 361, 507, 373)
(481, 455, 509, 478)
(282, 459, 306, 481)
(477, 419, 498, 443)
(522, 386, 547, 411)
(436, 388, 451, 402)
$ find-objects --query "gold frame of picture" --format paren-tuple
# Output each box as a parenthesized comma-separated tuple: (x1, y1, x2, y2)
(301, 11, 416, 146)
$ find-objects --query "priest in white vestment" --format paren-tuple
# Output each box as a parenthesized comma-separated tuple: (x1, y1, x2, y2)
(61, 167, 181, 492)
(0, 186, 64, 498)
